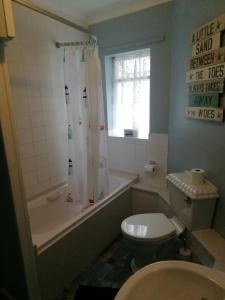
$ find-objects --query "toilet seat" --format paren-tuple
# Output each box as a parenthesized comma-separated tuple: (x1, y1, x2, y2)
(121, 213, 176, 242)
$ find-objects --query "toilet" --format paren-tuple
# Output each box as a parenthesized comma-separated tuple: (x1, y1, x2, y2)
(121, 213, 184, 271)
(121, 171, 219, 272)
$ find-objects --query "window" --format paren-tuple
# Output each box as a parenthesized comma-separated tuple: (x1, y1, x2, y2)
(106, 48, 150, 139)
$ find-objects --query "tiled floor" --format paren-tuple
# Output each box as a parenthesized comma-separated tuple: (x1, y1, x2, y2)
(55, 236, 133, 300)
(55, 235, 183, 300)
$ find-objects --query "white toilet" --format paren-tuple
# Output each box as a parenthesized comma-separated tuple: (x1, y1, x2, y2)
(121, 213, 184, 271)
(121, 171, 219, 272)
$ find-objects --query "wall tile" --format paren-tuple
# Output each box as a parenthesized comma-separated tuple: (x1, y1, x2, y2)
(23, 172, 38, 189)
(6, 39, 22, 63)
(134, 142, 148, 174)
(35, 154, 49, 171)
(31, 112, 45, 128)
(26, 185, 39, 199)
(108, 134, 168, 182)
(8, 62, 27, 97)
(34, 141, 48, 155)
(17, 128, 33, 145)
(15, 113, 31, 129)
(148, 133, 168, 176)
(21, 157, 36, 174)
(23, 65, 41, 97)
(6, 2, 87, 201)
(32, 127, 46, 142)
(37, 168, 50, 182)
(28, 97, 43, 112)
(19, 143, 35, 159)
(13, 96, 29, 113)
(39, 179, 52, 194)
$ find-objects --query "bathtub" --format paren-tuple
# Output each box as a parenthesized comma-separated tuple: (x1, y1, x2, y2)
(28, 173, 137, 254)
(29, 173, 137, 299)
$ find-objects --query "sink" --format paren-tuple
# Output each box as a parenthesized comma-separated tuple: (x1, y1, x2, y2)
(115, 261, 225, 300)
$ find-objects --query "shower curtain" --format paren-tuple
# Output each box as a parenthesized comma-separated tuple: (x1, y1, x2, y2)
(63, 44, 109, 208)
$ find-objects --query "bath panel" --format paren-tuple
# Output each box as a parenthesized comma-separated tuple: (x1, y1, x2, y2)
(28, 174, 135, 300)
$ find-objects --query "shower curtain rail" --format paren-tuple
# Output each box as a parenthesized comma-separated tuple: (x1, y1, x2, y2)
(55, 38, 97, 48)
(12, 0, 88, 33)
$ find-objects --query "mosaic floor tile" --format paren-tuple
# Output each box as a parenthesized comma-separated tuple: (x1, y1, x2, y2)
(55, 235, 181, 299)
(54, 236, 132, 299)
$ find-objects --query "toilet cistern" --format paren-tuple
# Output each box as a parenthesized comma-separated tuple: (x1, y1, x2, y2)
(167, 170, 218, 230)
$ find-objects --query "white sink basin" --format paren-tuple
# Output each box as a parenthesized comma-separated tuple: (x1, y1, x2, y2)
(115, 261, 225, 300)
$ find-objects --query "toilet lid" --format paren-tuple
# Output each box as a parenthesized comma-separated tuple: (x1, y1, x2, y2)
(121, 213, 176, 241)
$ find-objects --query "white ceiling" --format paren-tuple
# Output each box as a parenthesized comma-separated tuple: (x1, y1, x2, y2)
(31, 0, 171, 26)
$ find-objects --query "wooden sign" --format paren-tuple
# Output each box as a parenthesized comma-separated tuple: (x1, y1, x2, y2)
(191, 13, 225, 45)
(185, 107, 223, 122)
(188, 79, 224, 94)
(190, 46, 225, 69)
(192, 32, 221, 56)
(189, 94, 219, 107)
(187, 12, 225, 123)
(186, 62, 225, 83)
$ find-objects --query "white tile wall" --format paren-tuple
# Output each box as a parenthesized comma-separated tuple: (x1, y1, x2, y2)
(148, 133, 168, 177)
(108, 133, 168, 183)
(7, 3, 168, 200)
(7, 3, 87, 200)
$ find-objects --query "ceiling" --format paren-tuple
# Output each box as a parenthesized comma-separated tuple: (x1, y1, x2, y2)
(31, 0, 171, 26)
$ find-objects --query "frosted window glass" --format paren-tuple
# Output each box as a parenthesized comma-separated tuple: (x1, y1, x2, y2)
(109, 49, 150, 139)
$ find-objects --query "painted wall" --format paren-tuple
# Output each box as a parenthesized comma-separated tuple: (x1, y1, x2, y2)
(6, 3, 87, 200)
(90, 2, 171, 134)
(168, 0, 225, 238)
(89, 3, 171, 180)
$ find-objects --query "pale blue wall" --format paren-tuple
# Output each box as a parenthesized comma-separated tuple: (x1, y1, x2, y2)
(89, 2, 172, 134)
(168, 0, 225, 238)
(90, 0, 225, 238)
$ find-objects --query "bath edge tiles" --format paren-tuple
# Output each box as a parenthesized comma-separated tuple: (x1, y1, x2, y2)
(107, 137, 147, 174)
(107, 133, 168, 184)
(148, 133, 168, 176)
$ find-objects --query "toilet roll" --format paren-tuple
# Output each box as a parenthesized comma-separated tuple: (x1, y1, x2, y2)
(191, 168, 205, 185)
(144, 164, 157, 174)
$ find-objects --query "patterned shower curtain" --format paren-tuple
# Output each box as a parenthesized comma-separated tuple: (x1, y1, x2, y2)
(63, 45, 109, 208)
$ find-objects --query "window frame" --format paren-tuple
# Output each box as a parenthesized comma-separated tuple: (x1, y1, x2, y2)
(105, 48, 151, 140)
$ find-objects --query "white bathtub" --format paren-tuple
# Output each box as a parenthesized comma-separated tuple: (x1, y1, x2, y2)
(28, 174, 137, 254)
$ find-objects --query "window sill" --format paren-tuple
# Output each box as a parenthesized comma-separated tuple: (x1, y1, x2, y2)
(107, 135, 149, 143)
